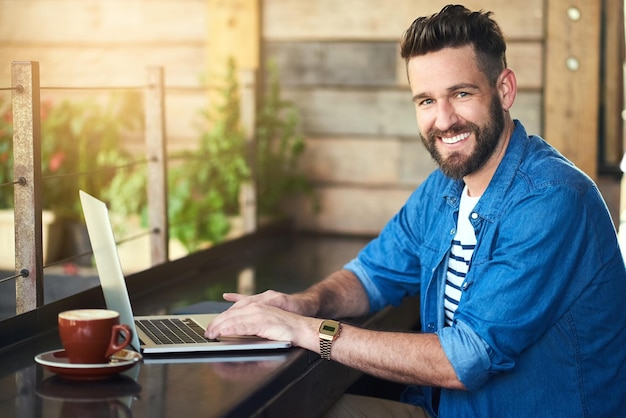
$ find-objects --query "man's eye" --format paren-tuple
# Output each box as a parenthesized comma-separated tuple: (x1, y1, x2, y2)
(420, 99, 434, 106)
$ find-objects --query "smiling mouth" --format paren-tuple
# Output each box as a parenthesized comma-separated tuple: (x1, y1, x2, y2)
(441, 132, 471, 145)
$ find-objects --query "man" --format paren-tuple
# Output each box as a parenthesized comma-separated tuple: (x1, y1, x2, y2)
(206, 4, 626, 417)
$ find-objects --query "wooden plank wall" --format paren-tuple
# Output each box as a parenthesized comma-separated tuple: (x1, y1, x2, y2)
(263, 0, 545, 234)
(0, 0, 621, 235)
(0, 0, 209, 153)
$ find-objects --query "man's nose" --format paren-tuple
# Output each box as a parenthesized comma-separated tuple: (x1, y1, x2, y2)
(434, 100, 459, 132)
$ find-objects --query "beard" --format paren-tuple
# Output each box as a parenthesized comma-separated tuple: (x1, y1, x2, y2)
(419, 95, 505, 180)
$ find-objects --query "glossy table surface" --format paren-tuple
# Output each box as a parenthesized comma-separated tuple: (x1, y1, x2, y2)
(0, 230, 420, 417)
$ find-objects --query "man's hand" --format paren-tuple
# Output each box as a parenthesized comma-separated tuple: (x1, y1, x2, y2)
(205, 300, 318, 348)
(220, 289, 315, 316)
(204, 269, 370, 353)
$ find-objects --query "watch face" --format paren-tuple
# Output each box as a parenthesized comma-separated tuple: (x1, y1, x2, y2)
(322, 324, 337, 333)
(320, 320, 340, 336)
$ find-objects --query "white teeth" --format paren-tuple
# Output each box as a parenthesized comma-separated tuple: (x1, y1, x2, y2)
(441, 132, 470, 144)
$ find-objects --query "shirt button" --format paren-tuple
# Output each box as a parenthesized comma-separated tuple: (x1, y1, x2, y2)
(427, 323, 435, 330)
(471, 212, 478, 219)
(450, 228, 456, 235)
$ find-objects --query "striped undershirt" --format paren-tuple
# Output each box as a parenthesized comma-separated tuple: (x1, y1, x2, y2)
(445, 186, 480, 326)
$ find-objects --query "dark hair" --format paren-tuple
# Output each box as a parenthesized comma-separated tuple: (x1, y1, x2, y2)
(400, 4, 507, 85)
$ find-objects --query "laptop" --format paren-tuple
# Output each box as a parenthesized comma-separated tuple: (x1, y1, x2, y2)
(78, 190, 291, 355)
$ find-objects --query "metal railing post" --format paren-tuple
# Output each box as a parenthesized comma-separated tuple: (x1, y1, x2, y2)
(11, 61, 43, 313)
(145, 66, 169, 266)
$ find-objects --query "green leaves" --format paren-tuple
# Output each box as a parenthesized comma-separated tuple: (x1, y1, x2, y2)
(255, 59, 312, 216)
(0, 93, 142, 215)
(39, 93, 141, 221)
(167, 57, 315, 252)
(168, 58, 250, 251)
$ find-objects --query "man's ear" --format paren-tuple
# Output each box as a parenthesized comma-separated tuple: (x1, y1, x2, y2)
(498, 69, 517, 111)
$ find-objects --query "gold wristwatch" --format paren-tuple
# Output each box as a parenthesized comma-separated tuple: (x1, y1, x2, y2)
(319, 319, 341, 360)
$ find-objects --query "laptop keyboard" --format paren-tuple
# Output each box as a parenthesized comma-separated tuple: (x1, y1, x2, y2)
(135, 318, 217, 345)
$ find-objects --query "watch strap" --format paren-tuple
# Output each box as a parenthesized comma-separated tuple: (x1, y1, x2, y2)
(320, 338, 333, 360)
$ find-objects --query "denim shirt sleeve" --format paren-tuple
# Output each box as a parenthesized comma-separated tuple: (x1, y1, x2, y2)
(342, 213, 424, 313)
(438, 320, 495, 390)
(342, 183, 442, 313)
(343, 258, 387, 312)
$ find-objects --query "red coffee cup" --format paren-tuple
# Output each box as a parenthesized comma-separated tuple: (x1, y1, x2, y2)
(58, 309, 133, 364)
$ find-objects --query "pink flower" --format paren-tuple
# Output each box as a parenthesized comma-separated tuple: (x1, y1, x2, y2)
(40, 101, 52, 121)
(49, 151, 65, 172)
(2, 110, 12, 123)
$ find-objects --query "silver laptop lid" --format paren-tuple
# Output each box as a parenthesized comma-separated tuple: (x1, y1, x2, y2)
(79, 190, 142, 351)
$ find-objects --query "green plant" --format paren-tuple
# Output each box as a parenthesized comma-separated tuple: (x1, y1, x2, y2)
(0, 94, 143, 216)
(168, 57, 250, 251)
(40, 93, 141, 221)
(167, 58, 315, 252)
(256, 59, 313, 216)
(0, 93, 143, 265)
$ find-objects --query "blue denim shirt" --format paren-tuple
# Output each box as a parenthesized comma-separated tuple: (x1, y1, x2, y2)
(344, 121, 626, 417)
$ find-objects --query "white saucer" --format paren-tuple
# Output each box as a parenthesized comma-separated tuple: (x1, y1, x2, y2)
(35, 349, 142, 380)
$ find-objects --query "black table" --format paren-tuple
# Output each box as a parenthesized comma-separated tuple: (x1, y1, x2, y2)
(0, 227, 420, 417)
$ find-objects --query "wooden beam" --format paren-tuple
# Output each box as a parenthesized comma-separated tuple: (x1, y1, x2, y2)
(600, 0, 624, 169)
(206, 0, 260, 76)
(544, 0, 602, 178)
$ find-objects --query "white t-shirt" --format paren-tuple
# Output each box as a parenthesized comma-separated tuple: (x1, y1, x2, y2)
(444, 186, 480, 326)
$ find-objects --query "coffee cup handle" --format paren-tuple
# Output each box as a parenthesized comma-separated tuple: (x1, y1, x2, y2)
(105, 324, 133, 358)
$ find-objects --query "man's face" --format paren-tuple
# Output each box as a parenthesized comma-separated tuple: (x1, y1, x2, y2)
(407, 45, 505, 180)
